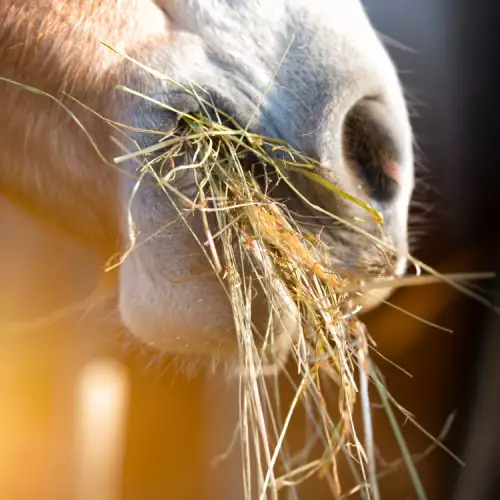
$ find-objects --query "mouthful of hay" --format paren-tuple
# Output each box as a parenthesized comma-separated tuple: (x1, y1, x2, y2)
(112, 83, 421, 499)
(107, 72, 480, 499)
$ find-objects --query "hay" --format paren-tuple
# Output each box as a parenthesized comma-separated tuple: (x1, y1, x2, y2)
(111, 81, 428, 500)
(100, 53, 494, 497)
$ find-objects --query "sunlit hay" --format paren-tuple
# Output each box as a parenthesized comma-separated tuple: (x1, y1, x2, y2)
(109, 69, 492, 499)
(111, 91, 425, 500)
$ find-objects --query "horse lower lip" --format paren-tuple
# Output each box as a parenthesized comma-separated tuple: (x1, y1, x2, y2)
(354, 286, 395, 314)
(353, 255, 407, 313)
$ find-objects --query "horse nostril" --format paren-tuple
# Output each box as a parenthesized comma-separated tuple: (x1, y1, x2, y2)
(342, 98, 404, 204)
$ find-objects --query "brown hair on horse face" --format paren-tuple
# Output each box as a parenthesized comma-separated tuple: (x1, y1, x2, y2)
(0, 1, 169, 251)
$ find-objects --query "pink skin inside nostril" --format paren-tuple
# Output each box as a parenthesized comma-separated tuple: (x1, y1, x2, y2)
(382, 160, 402, 184)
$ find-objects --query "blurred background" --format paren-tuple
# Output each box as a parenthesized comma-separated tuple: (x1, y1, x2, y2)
(1, 0, 499, 499)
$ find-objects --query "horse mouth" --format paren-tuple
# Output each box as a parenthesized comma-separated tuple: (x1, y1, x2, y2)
(155, 111, 406, 314)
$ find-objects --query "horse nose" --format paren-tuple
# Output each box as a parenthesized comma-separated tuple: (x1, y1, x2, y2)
(258, 50, 414, 230)
(340, 96, 409, 205)
(252, 35, 415, 293)
(308, 90, 413, 215)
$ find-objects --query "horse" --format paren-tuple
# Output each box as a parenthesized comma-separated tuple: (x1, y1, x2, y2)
(0, 0, 414, 363)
